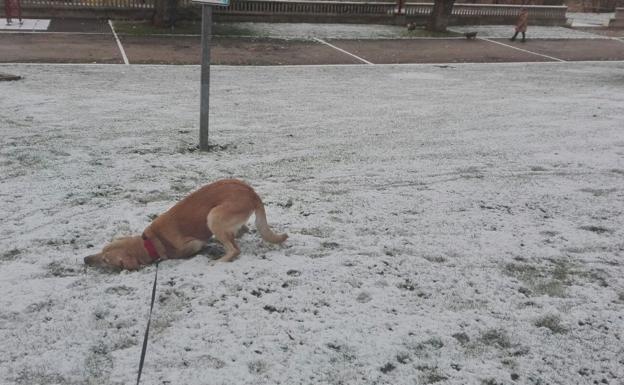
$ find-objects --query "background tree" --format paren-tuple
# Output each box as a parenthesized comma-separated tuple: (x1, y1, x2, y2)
(427, 0, 456, 32)
(153, 0, 179, 28)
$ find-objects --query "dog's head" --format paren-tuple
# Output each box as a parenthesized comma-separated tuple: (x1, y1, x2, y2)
(84, 236, 143, 270)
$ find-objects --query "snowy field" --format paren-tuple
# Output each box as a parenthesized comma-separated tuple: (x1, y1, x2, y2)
(1, 62, 623, 385)
(214, 22, 609, 40)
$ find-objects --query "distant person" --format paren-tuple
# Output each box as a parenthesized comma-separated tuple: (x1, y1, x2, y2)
(4, 0, 23, 26)
(510, 7, 528, 43)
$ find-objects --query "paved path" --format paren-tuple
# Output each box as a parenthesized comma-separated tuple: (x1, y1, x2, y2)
(1, 19, 624, 65)
(0, 18, 50, 31)
(447, 25, 611, 39)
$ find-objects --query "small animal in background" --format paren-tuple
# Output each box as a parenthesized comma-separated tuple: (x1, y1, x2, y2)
(406, 23, 416, 31)
(464, 31, 478, 40)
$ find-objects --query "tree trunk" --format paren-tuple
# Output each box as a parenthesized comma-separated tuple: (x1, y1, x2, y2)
(427, 0, 456, 32)
(152, 0, 178, 28)
(153, 0, 167, 27)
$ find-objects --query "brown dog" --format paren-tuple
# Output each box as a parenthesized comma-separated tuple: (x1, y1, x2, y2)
(84, 179, 287, 270)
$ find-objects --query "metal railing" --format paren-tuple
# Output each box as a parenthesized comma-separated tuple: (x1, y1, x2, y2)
(12, 0, 154, 8)
(2, 0, 568, 21)
(218, 0, 397, 15)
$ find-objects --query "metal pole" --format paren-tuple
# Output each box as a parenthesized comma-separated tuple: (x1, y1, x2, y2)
(199, 5, 212, 151)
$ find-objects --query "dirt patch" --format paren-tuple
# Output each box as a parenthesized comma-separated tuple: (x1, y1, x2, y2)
(0, 34, 122, 64)
(2, 32, 624, 65)
(494, 38, 624, 61)
(120, 35, 362, 65)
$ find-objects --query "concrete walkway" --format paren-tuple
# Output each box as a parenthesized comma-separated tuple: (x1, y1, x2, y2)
(0, 18, 50, 31)
(448, 25, 610, 39)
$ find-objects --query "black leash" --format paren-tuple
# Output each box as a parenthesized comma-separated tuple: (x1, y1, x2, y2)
(136, 261, 159, 385)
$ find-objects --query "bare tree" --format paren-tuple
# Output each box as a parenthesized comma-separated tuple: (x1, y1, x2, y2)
(153, 0, 178, 28)
(427, 0, 456, 32)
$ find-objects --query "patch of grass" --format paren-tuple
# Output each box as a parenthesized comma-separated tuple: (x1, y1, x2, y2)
(247, 360, 268, 374)
(481, 379, 503, 385)
(578, 225, 614, 234)
(397, 279, 417, 291)
(104, 285, 136, 296)
(396, 352, 411, 364)
(463, 328, 530, 361)
(423, 255, 447, 263)
(26, 299, 53, 313)
(504, 263, 540, 282)
(422, 337, 444, 349)
(579, 188, 616, 197)
(134, 191, 173, 204)
(113, 20, 260, 37)
(380, 362, 396, 374)
(0, 248, 20, 261)
(321, 241, 340, 249)
(408, 336, 445, 359)
(417, 366, 448, 384)
(326, 342, 356, 362)
(583, 270, 609, 287)
(504, 259, 611, 297)
(452, 332, 470, 346)
(46, 261, 79, 277)
(501, 358, 516, 368)
(298, 227, 323, 237)
(503, 260, 571, 297)
(84, 340, 113, 382)
(14, 152, 45, 168)
(14, 367, 66, 385)
(534, 315, 568, 334)
(479, 329, 512, 349)
(214, 22, 258, 36)
(112, 336, 137, 351)
(113, 20, 201, 36)
(533, 279, 567, 298)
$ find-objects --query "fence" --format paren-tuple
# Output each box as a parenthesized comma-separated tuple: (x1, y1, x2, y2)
(0, 0, 569, 26)
(6, 0, 155, 8)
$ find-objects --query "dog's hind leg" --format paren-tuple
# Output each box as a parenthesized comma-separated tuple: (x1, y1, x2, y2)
(207, 205, 250, 262)
(214, 231, 240, 262)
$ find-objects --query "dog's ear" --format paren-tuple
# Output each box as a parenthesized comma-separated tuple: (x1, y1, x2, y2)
(120, 256, 140, 270)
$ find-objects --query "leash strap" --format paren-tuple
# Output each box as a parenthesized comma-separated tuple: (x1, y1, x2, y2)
(136, 261, 159, 385)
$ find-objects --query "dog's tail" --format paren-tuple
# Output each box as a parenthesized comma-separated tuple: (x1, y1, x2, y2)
(255, 203, 288, 244)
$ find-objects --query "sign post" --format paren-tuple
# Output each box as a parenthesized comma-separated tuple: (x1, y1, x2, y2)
(193, 0, 230, 151)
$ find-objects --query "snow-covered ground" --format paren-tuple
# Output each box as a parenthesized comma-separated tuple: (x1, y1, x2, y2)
(1, 62, 623, 385)
(218, 22, 611, 40)
(0, 19, 51, 31)
(215, 22, 413, 39)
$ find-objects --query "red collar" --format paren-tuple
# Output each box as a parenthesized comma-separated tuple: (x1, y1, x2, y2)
(142, 235, 160, 261)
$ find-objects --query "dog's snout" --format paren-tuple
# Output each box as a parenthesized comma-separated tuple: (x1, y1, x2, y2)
(84, 254, 99, 266)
